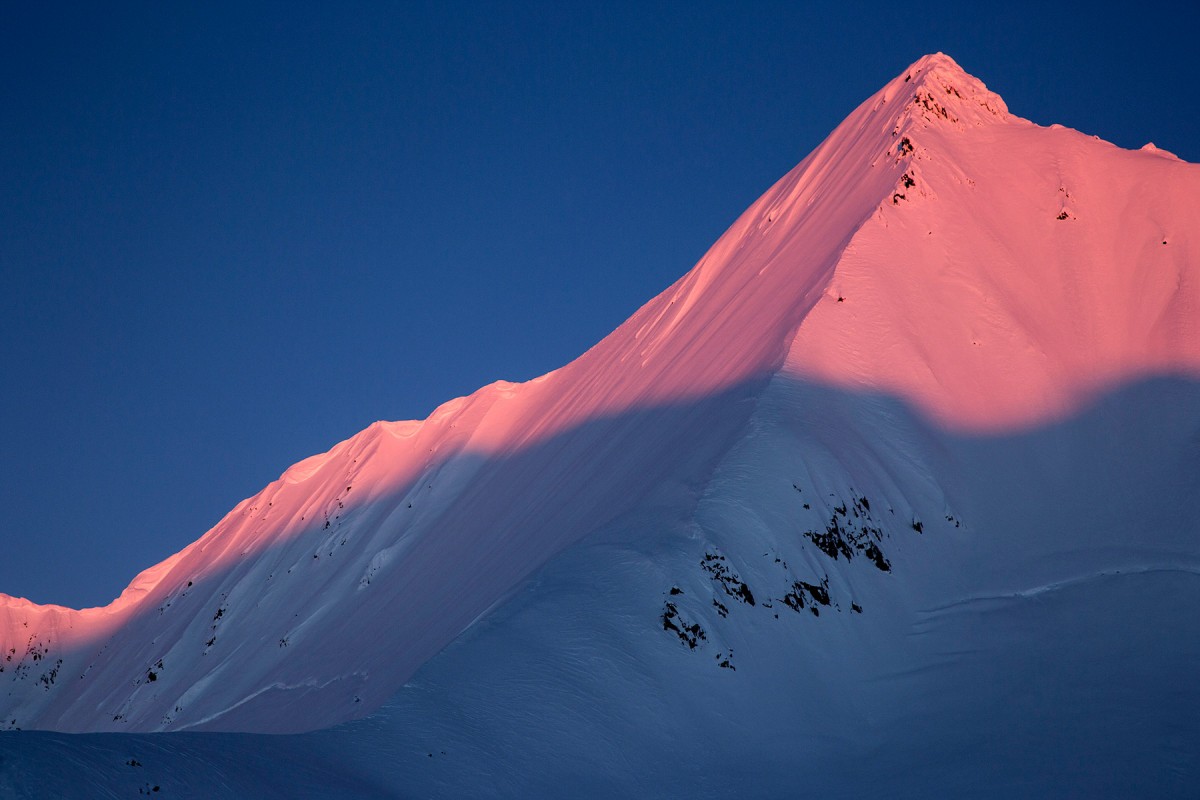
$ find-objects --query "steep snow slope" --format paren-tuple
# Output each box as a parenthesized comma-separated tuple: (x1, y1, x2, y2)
(2, 52, 1199, 796)
(4, 375, 1198, 798)
(0, 51, 935, 735)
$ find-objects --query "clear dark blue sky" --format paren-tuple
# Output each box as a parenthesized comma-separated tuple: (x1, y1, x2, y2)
(3, 1, 1198, 608)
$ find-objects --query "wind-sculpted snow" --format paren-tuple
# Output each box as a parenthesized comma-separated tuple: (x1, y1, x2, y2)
(2, 52, 1198, 797)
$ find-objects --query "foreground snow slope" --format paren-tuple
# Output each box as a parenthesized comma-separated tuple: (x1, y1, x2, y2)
(6, 377, 1195, 799)
(2, 52, 1198, 796)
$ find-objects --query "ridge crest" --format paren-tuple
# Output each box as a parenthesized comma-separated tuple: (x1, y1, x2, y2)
(886, 52, 1010, 130)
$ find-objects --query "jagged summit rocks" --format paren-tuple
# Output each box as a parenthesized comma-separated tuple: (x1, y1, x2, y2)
(886, 52, 1010, 128)
(2, 52, 1198, 800)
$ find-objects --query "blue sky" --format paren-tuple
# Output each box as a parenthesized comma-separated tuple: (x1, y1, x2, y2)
(3, 1, 1198, 608)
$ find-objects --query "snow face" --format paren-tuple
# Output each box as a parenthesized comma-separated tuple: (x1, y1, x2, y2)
(1, 50, 1198, 795)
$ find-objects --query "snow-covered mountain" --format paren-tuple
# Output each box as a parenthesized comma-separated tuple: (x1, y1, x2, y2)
(2, 53, 1198, 797)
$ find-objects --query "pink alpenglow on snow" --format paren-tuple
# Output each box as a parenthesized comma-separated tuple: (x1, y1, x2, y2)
(780, 54, 1200, 431)
(1, 54, 1197, 739)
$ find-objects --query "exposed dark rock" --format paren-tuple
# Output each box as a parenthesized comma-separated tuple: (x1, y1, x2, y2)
(804, 494, 897, 573)
(662, 602, 706, 650)
(701, 553, 756, 606)
(862, 542, 891, 572)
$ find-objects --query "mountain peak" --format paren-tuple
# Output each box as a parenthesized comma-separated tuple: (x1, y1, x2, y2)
(906, 51, 970, 78)
(883, 52, 1010, 130)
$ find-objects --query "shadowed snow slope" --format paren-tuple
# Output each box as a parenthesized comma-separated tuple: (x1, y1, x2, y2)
(2, 53, 1198, 797)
